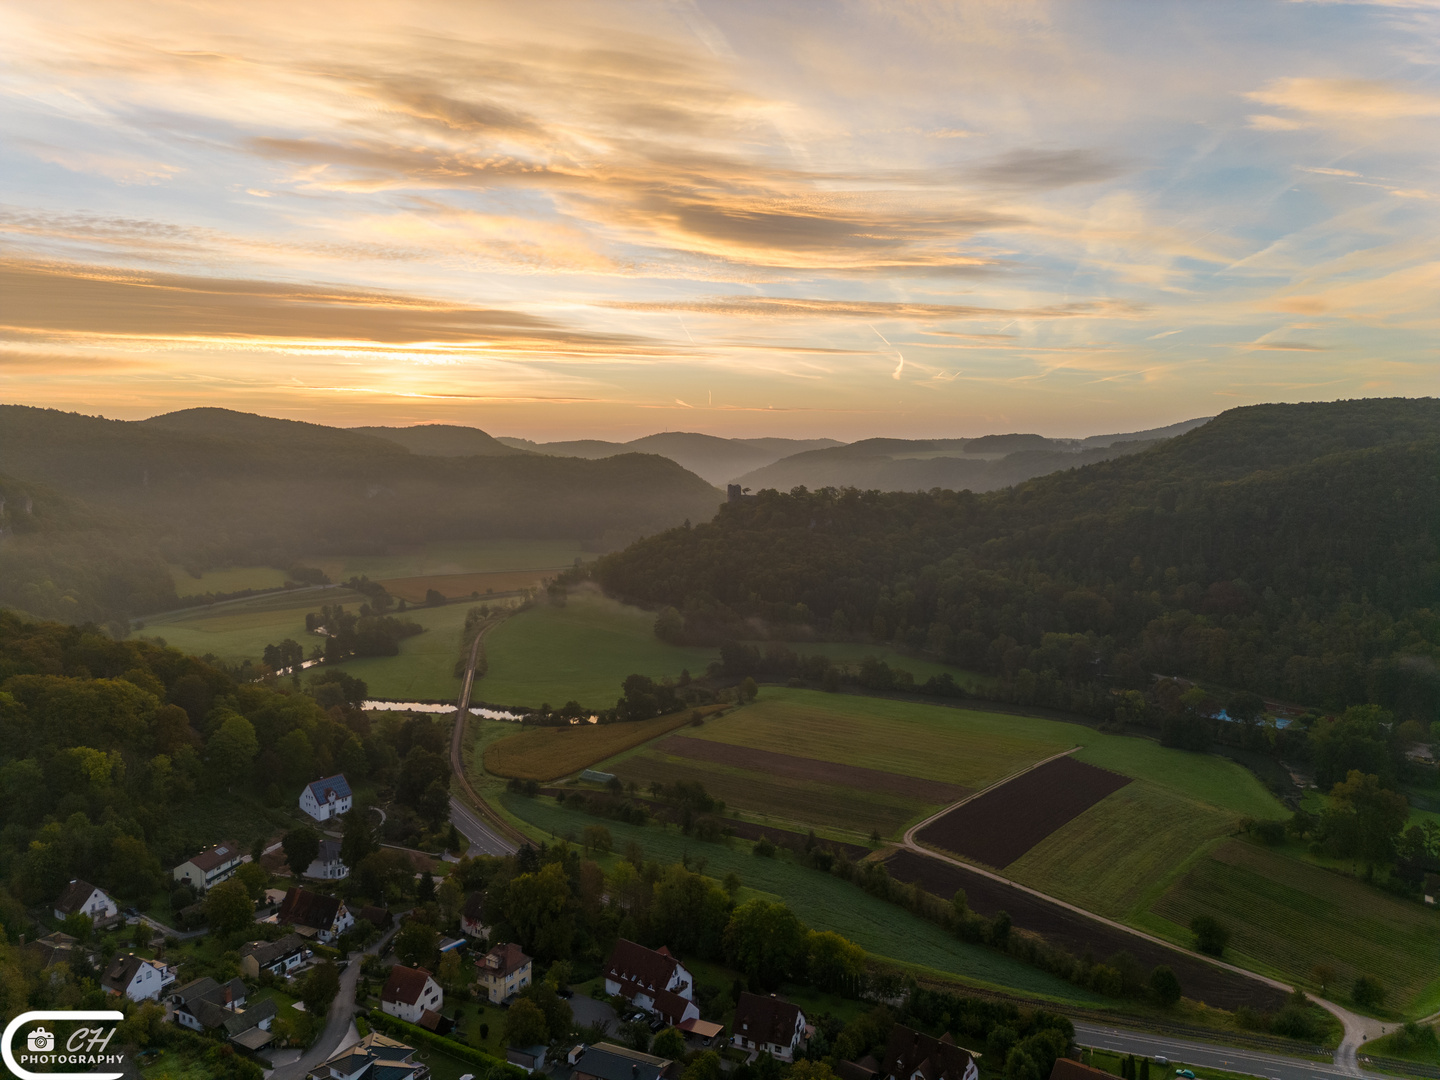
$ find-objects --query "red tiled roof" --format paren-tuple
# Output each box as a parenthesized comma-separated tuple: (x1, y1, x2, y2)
(479, 941, 530, 978)
(605, 939, 682, 993)
(186, 842, 240, 873)
(883, 1024, 978, 1080)
(54, 879, 102, 915)
(382, 965, 434, 1007)
(276, 886, 341, 931)
(733, 993, 804, 1047)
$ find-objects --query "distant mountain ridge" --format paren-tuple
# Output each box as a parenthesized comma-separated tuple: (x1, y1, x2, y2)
(733, 417, 1211, 493)
(495, 431, 845, 486)
(351, 424, 530, 457)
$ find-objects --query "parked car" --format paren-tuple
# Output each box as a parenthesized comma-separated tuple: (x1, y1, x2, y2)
(1175, 1070, 1195, 1078)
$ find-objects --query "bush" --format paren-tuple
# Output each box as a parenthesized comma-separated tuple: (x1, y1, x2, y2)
(1149, 965, 1181, 1007)
(1190, 914, 1229, 956)
(1353, 975, 1385, 1009)
(753, 837, 776, 858)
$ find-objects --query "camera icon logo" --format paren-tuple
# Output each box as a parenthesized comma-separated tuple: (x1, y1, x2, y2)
(26, 1027, 54, 1053)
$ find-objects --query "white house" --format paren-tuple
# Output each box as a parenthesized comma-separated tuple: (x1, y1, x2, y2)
(460, 891, 490, 938)
(239, 933, 309, 979)
(102, 953, 175, 1003)
(381, 965, 443, 1024)
(300, 774, 353, 821)
(53, 880, 119, 925)
(170, 976, 247, 1031)
(731, 993, 807, 1062)
(603, 939, 697, 1025)
(276, 887, 354, 943)
(172, 841, 245, 893)
(305, 838, 349, 881)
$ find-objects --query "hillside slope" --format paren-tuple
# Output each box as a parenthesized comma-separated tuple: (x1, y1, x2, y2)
(0, 406, 723, 624)
(595, 399, 1440, 716)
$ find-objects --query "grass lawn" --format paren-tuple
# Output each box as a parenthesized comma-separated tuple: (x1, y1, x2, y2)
(170, 564, 291, 597)
(1360, 1026, 1440, 1066)
(503, 792, 1107, 1006)
(1145, 839, 1440, 1016)
(478, 587, 718, 709)
(611, 749, 929, 840)
(305, 540, 587, 583)
(142, 589, 362, 663)
(688, 689, 1070, 790)
(484, 710, 723, 781)
(329, 600, 475, 701)
(1071, 738, 1285, 821)
(1004, 781, 1239, 920)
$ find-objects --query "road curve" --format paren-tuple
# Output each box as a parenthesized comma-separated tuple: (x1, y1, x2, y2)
(901, 757, 1378, 1075)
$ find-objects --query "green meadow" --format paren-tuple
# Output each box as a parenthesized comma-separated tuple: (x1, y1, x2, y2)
(476, 587, 718, 709)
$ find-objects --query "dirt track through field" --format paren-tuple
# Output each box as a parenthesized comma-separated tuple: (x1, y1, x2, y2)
(657, 735, 971, 803)
(884, 848, 1289, 1012)
(915, 755, 1130, 867)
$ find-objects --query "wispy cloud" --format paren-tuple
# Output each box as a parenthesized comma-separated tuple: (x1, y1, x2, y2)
(0, 0, 1437, 436)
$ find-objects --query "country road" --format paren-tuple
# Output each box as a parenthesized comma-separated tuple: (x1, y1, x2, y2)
(1075, 1022, 1354, 1080)
(902, 757, 1381, 1075)
(447, 614, 523, 854)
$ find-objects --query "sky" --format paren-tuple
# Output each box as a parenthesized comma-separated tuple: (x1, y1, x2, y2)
(2, 0, 1439, 441)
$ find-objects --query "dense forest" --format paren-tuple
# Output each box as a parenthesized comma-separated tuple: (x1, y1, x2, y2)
(594, 399, 1440, 720)
(0, 609, 460, 921)
(0, 406, 723, 627)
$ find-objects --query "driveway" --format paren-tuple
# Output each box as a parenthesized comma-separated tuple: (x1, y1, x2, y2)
(569, 991, 619, 1036)
(267, 923, 399, 1080)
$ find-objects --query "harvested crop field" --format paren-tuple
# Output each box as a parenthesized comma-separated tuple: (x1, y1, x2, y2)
(657, 735, 970, 803)
(691, 689, 1069, 790)
(484, 710, 723, 781)
(613, 751, 929, 838)
(1150, 840, 1440, 1010)
(379, 569, 555, 603)
(885, 848, 1289, 1012)
(916, 755, 1130, 868)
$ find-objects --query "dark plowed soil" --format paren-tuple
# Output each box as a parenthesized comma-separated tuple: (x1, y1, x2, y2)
(657, 735, 970, 803)
(915, 755, 1130, 867)
(885, 848, 1290, 1012)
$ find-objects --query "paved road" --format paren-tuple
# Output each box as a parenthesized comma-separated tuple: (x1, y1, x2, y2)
(903, 760, 1377, 1071)
(1075, 1023, 1353, 1080)
(451, 794, 517, 856)
(268, 924, 399, 1080)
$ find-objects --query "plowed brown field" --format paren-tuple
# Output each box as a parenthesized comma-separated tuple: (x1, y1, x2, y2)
(915, 755, 1130, 867)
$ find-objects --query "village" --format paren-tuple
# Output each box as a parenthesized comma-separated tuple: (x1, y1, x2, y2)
(26, 768, 1111, 1080)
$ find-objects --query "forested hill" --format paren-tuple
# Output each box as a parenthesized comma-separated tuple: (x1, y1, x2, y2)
(0, 406, 722, 626)
(594, 399, 1440, 717)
